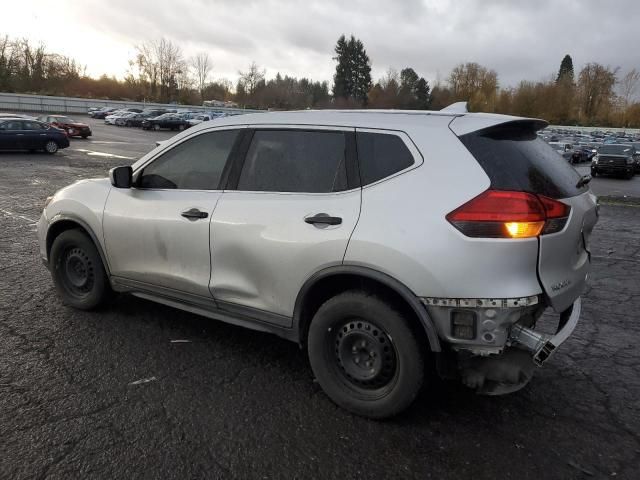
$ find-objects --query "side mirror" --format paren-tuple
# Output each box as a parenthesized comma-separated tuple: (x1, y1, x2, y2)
(109, 166, 133, 188)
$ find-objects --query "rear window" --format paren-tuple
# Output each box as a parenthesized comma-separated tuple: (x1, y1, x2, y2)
(599, 145, 633, 155)
(356, 132, 414, 185)
(460, 123, 586, 199)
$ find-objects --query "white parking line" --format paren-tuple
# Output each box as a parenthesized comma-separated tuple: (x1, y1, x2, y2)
(71, 148, 134, 160)
(0, 209, 37, 224)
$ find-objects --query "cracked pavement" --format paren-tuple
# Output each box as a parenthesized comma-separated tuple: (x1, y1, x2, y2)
(1, 118, 639, 479)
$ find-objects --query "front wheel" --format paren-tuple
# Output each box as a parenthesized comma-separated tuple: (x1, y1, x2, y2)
(50, 229, 112, 310)
(177, 124, 185, 131)
(44, 140, 58, 154)
(308, 291, 425, 419)
(153, 124, 161, 131)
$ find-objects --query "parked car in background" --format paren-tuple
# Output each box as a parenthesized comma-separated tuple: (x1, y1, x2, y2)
(186, 114, 213, 127)
(631, 143, 640, 173)
(549, 142, 575, 163)
(141, 113, 189, 131)
(91, 107, 118, 119)
(141, 109, 167, 118)
(105, 111, 134, 125)
(37, 115, 92, 138)
(591, 144, 636, 179)
(116, 112, 152, 127)
(38, 109, 598, 418)
(0, 118, 69, 153)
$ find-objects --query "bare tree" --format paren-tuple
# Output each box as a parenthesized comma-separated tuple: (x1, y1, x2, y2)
(191, 52, 212, 104)
(577, 63, 618, 123)
(238, 61, 265, 96)
(619, 68, 640, 126)
(134, 38, 185, 102)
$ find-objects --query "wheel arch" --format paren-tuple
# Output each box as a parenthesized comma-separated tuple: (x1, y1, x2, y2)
(294, 266, 441, 352)
(46, 215, 111, 276)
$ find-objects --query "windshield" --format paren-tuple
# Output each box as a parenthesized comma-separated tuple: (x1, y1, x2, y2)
(53, 116, 75, 123)
(599, 145, 633, 155)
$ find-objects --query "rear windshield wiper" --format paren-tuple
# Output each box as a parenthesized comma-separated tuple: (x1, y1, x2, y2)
(576, 174, 592, 188)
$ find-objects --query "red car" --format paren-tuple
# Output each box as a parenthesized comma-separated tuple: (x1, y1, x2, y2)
(38, 115, 92, 138)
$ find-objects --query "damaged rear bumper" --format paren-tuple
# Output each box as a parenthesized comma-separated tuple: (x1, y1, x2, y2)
(423, 296, 582, 394)
(510, 297, 581, 366)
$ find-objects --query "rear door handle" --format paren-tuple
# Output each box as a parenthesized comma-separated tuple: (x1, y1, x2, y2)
(304, 213, 342, 226)
(181, 208, 208, 220)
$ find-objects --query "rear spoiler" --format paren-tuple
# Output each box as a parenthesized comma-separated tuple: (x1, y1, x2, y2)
(450, 116, 549, 136)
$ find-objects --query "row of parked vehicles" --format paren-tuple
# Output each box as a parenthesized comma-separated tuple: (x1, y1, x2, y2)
(89, 106, 228, 131)
(540, 128, 640, 180)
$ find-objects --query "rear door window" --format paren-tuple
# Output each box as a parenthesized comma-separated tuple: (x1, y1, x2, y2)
(237, 129, 349, 193)
(460, 122, 586, 198)
(356, 132, 415, 185)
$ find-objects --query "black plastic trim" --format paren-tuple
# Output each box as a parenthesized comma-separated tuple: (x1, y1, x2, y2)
(46, 214, 111, 276)
(293, 265, 441, 351)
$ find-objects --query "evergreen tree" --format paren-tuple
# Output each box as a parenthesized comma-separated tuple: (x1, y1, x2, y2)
(332, 34, 372, 105)
(415, 77, 431, 109)
(557, 54, 574, 83)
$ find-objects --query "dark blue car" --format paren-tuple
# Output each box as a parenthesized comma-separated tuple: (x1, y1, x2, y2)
(0, 118, 70, 154)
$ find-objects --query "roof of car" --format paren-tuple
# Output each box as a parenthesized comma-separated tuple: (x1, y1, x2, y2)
(187, 109, 539, 136)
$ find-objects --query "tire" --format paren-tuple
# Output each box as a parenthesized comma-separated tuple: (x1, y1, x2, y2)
(153, 124, 161, 131)
(44, 140, 58, 154)
(81, 134, 89, 139)
(591, 169, 597, 177)
(50, 229, 112, 310)
(308, 291, 424, 419)
(625, 170, 634, 180)
(177, 124, 185, 131)
(125, 121, 131, 127)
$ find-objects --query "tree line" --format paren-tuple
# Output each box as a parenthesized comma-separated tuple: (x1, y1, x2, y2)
(1, 34, 639, 127)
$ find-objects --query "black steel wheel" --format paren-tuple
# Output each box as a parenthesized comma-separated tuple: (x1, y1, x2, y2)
(333, 319, 398, 394)
(308, 291, 424, 419)
(50, 229, 112, 310)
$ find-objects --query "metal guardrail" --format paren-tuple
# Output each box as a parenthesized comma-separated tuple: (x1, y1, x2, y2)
(0, 92, 262, 115)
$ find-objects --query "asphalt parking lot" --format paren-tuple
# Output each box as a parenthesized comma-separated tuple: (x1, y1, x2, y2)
(1, 116, 640, 479)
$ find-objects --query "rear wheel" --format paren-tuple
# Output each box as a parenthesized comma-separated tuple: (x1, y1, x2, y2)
(81, 134, 89, 139)
(44, 140, 58, 154)
(50, 229, 112, 310)
(308, 291, 424, 419)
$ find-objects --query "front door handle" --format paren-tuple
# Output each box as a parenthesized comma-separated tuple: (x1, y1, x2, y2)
(304, 213, 342, 226)
(181, 208, 208, 220)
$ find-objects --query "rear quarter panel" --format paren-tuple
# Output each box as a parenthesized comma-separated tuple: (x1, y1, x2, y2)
(344, 122, 543, 299)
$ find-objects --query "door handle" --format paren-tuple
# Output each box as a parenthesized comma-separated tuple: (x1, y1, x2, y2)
(304, 213, 342, 226)
(181, 208, 208, 220)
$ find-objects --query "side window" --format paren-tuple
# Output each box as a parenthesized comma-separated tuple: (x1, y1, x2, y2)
(356, 132, 415, 185)
(23, 121, 44, 130)
(5, 121, 23, 130)
(237, 130, 348, 193)
(139, 129, 239, 190)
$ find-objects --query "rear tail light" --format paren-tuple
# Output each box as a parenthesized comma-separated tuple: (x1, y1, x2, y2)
(447, 190, 570, 239)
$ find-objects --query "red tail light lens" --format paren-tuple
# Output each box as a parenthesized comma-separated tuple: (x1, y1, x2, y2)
(447, 190, 570, 239)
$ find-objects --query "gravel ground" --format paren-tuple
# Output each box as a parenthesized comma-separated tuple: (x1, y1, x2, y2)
(1, 118, 639, 479)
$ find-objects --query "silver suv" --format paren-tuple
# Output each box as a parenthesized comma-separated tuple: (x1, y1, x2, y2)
(37, 110, 598, 418)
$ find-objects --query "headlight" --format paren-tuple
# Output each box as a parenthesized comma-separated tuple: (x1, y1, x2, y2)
(627, 157, 634, 164)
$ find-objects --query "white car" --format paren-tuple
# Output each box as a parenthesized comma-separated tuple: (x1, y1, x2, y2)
(37, 107, 598, 418)
(104, 111, 129, 125)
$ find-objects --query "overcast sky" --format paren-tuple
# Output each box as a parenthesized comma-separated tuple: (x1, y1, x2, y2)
(2, 0, 639, 89)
